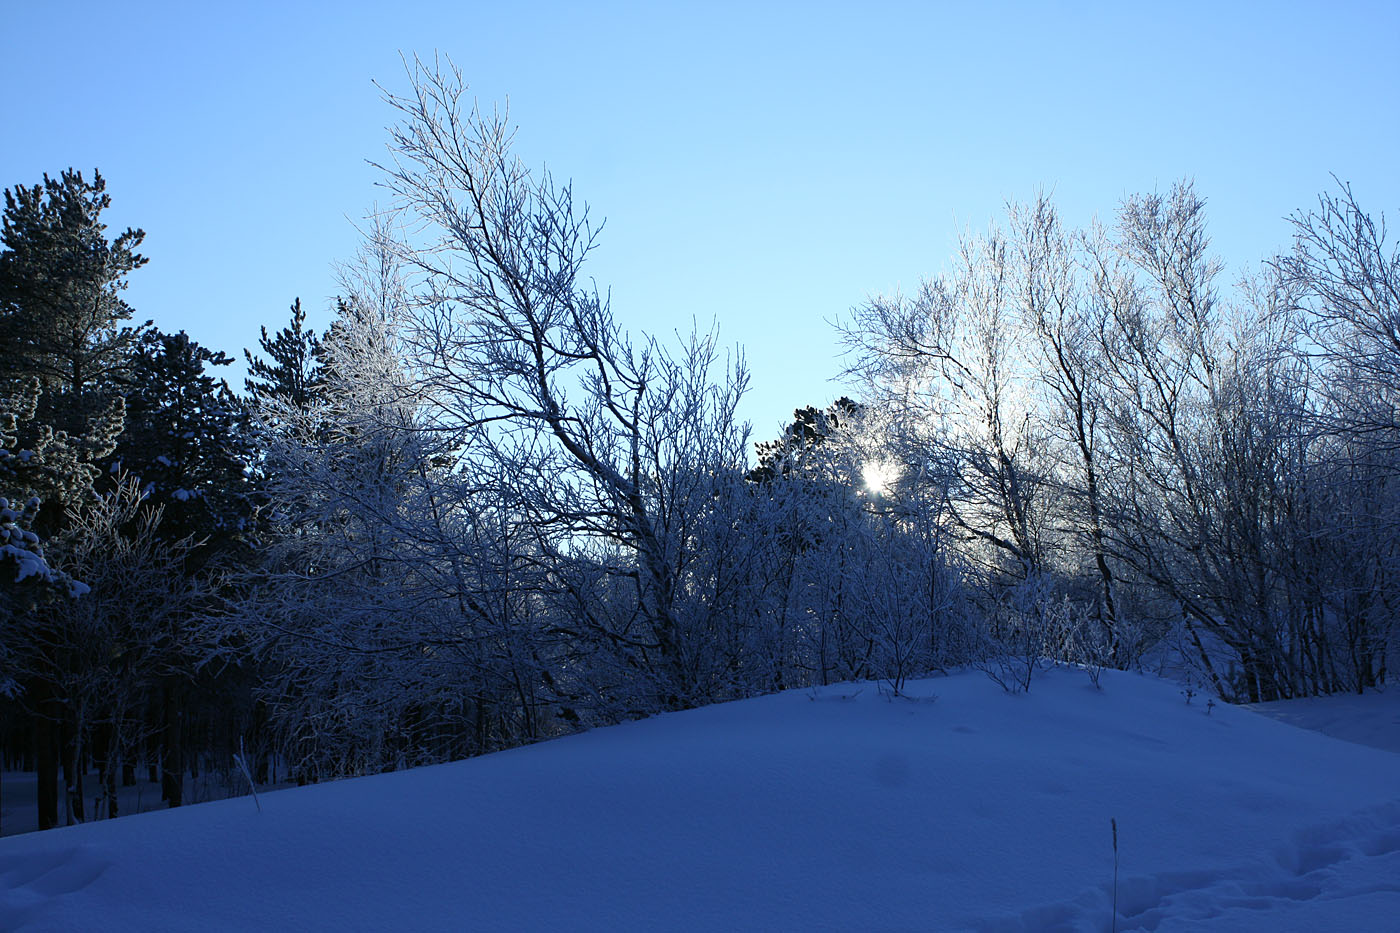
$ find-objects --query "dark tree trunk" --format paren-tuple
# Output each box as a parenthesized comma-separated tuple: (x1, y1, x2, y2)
(249, 699, 269, 784)
(160, 682, 183, 808)
(34, 686, 60, 831)
(92, 721, 111, 792)
(92, 722, 119, 818)
(61, 715, 84, 823)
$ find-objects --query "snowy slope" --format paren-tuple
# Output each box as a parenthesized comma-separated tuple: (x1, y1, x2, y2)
(1249, 689, 1400, 755)
(1, 667, 1398, 931)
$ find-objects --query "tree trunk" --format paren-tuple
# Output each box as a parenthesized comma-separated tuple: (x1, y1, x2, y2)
(102, 725, 120, 818)
(253, 701, 269, 784)
(61, 713, 85, 823)
(160, 681, 183, 808)
(91, 721, 111, 813)
(34, 686, 60, 831)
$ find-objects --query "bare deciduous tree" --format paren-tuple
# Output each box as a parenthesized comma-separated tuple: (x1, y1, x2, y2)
(371, 56, 753, 712)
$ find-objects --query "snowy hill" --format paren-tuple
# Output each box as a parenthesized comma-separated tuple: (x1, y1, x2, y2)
(2, 667, 1399, 931)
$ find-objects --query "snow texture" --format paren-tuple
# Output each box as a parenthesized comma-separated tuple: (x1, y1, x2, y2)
(0, 668, 1397, 931)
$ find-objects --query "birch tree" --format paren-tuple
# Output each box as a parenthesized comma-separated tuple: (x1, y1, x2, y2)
(371, 57, 752, 712)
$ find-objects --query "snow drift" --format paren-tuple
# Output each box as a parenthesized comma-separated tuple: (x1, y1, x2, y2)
(2, 667, 1398, 931)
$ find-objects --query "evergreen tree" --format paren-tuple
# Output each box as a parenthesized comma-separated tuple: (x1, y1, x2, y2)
(244, 298, 322, 411)
(0, 379, 87, 649)
(101, 329, 254, 809)
(0, 169, 146, 535)
(0, 169, 147, 829)
(748, 397, 862, 484)
(109, 329, 252, 550)
(0, 382, 101, 832)
(0, 168, 146, 404)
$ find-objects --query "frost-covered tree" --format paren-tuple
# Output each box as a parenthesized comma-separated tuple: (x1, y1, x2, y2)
(743, 400, 967, 692)
(748, 398, 862, 485)
(28, 481, 211, 819)
(368, 57, 754, 713)
(1272, 181, 1400, 693)
(242, 234, 562, 777)
(0, 376, 90, 620)
(841, 227, 1053, 590)
(1277, 180, 1400, 440)
(840, 181, 1399, 701)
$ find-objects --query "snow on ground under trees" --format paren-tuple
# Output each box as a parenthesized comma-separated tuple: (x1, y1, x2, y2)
(2, 667, 1399, 931)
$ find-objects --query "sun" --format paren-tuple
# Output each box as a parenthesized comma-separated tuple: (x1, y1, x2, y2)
(861, 460, 900, 496)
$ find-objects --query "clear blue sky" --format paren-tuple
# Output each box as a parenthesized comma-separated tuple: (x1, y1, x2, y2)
(5, 1, 1397, 441)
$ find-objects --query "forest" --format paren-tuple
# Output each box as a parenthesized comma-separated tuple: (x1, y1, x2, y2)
(2, 59, 1397, 835)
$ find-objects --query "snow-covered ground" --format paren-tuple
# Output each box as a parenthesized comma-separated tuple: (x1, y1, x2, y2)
(1, 667, 1398, 931)
(1, 768, 296, 839)
(1248, 688, 1400, 755)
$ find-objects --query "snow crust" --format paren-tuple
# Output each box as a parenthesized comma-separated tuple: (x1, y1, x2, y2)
(1, 668, 1397, 931)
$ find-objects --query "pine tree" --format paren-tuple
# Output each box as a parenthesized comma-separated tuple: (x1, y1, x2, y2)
(98, 329, 253, 809)
(111, 329, 252, 550)
(748, 397, 862, 484)
(0, 169, 147, 829)
(0, 168, 146, 399)
(0, 382, 99, 830)
(0, 380, 80, 838)
(0, 169, 145, 535)
(0, 379, 87, 639)
(244, 298, 322, 411)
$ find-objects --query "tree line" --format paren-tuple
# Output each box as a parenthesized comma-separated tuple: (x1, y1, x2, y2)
(2, 58, 1396, 832)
